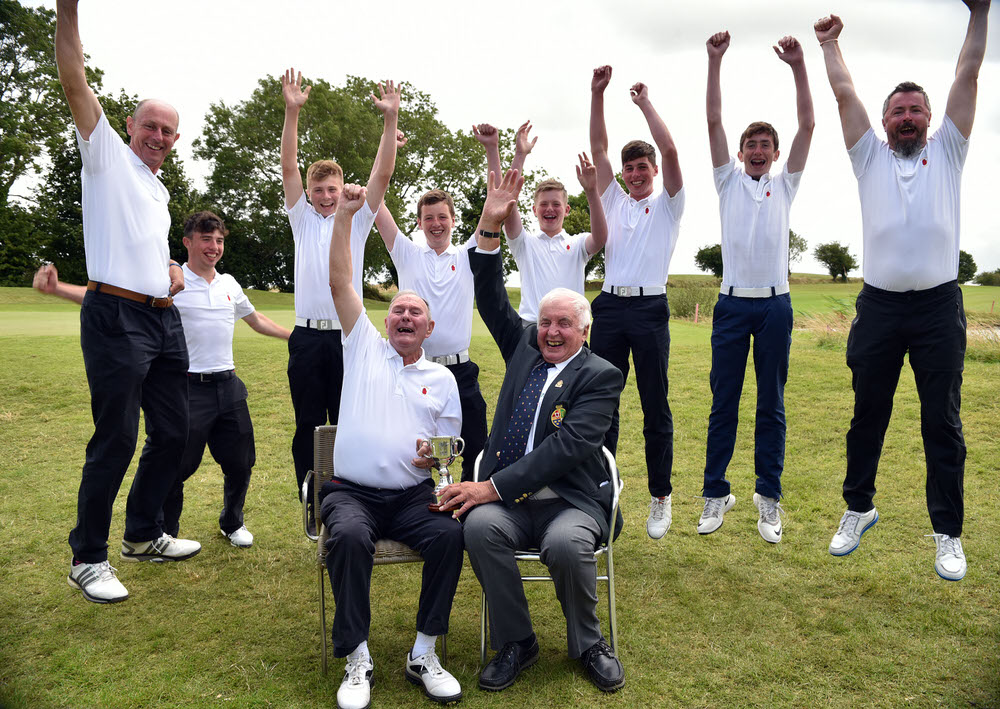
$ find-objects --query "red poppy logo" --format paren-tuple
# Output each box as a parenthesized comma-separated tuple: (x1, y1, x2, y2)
(766, 191, 771, 197)
(566, 245, 570, 251)
(922, 159, 927, 166)
(451, 265, 456, 271)
(644, 207, 649, 214)
(227, 294, 231, 301)
(421, 387, 427, 395)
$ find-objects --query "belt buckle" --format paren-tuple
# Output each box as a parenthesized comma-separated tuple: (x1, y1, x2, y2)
(317, 320, 332, 331)
(199, 373, 211, 383)
(615, 286, 630, 297)
(151, 296, 171, 308)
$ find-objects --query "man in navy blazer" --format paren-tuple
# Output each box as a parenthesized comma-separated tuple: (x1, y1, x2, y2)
(440, 169, 626, 694)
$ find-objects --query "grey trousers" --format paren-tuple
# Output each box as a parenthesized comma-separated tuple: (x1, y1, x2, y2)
(464, 498, 602, 658)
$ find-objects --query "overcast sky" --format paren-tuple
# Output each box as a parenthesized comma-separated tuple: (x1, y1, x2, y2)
(28, 0, 999, 278)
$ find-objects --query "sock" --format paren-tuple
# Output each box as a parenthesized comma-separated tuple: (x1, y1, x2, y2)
(411, 631, 436, 659)
(347, 641, 370, 662)
(516, 632, 536, 650)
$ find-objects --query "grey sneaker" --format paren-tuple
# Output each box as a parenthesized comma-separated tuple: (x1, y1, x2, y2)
(697, 494, 736, 534)
(927, 533, 966, 581)
(753, 493, 784, 543)
(829, 508, 878, 556)
(121, 533, 201, 562)
(67, 560, 128, 603)
(405, 649, 462, 702)
(647, 495, 672, 539)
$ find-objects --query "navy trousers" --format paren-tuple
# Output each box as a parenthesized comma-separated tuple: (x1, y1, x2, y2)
(590, 291, 672, 497)
(445, 359, 488, 482)
(287, 326, 343, 496)
(320, 478, 464, 657)
(160, 373, 255, 537)
(844, 281, 966, 537)
(703, 293, 793, 499)
(70, 290, 189, 563)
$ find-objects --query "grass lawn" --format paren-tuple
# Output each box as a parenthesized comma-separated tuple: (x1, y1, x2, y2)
(0, 283, 998, 708)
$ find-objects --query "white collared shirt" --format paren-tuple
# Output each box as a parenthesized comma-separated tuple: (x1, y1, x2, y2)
(334, 313, 461, 489)
(76, 112, 171, 296)
(172, 264, 255, 373)
(714, 159, 802, 289)
(507, 228, 591, 322)
(390, 232, 475, 357)
(600, 181, 684, 287)
(849, 116, 969, 292)
(288, 193, 375, 321)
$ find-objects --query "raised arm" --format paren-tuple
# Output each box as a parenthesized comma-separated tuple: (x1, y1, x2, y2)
(589, 66, 616, 193)
(328, 184, 368, 336)
(630, 83, 683, 197)
(242, 311, 292, 340)
(32, 264, 86, 304)
(945, 0, 991, 139)
(372, 130, 408, 251)
(473, 123, 524, 238)
(814, 15, 871, 149)
(475, 168, 524, 252)
(365, 81, 401, 211)
(576, 153, 608, 256)
(509, 122, 537, 238)
(706, 31, 732, 169)
(775, 35, 815, 173)
(55, 0, 102, 138)
(280, 68, 310, 209)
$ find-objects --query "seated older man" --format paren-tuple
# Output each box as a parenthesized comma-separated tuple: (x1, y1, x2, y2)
(440, 169, 626, 693)
(323, 183, 464, 709)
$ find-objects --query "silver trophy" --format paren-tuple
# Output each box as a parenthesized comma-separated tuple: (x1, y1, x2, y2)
(419, 435, 465, 512)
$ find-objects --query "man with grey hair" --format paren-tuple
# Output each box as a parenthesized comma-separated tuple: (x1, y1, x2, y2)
(440, 170, 626, 694)
(815, 0, 990, 581)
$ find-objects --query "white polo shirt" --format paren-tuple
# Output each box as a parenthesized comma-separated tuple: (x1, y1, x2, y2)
(849, 116, 969, 292)
(76, 112, 171, 296)
(173, 264, 255, 373)
(507, 228, 591, 322)
(714, 159, 802, 289)
(390, 233, 475, 358)
(600, 181, 684, 287)
(288, 193, 375, 322)
(334, 313, 461, 489)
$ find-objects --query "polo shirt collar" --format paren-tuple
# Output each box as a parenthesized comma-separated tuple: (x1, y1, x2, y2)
(126, 147, 164, 179)
(386, 343, 431, 369)
(420, 241, 458, 256)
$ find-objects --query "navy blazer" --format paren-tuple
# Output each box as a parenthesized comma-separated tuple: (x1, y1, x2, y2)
(470, 248, 625, 542)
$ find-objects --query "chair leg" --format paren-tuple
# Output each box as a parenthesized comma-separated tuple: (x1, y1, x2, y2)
(480, 591, 488, 668)
(440, 633, 447, 664)
(605, 546, 618, 657)
(319, 563, 328, 675)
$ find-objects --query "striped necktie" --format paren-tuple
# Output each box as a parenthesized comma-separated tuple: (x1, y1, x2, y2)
(497, 360, 554, 470)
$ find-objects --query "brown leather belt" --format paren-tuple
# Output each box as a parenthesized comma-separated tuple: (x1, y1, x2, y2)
(87, 281, 173, 308)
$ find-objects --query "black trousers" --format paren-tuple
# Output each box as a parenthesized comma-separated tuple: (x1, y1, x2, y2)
(320, 478, 464, 658)
(70, 290, 189, 563)
(590, 291, 672, 497)
(445, 359, 488, 482)
(844, 281, 966, 536)
(160, 372, 255, 537)
(287, 326, 343, 496)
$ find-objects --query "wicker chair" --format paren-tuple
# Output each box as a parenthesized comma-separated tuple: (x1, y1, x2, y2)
(473, 448, 622, 667)
(303, 425, 447, 673)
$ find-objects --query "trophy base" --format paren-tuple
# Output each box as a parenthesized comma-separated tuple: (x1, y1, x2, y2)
(427, 502, 448, 513)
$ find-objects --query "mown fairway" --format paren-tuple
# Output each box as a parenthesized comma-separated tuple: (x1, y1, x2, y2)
(1, 282, 997, 708)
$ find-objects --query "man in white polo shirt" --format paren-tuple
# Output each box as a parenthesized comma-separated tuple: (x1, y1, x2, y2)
(472, 122, 608, 326)
(815, 2, 990, 580)
(590, 67, 685, 540)
(699, 32, 814, 543)
(280, 68, 400, 507)
(324, 184, 464, 709)
(374, 186, 488, 482)
(35, 212, 292, 550)
(55, 0, 200, 604)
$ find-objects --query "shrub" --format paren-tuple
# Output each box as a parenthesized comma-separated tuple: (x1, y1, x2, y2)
(668, 285, 717, 319)
(973, 269, 1000, 287)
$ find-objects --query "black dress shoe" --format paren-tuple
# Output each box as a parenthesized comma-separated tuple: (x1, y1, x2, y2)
(579, 640, 625, 692)
(479, 639, 540, 691)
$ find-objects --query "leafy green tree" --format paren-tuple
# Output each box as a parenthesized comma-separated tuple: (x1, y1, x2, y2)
(789, 229, 807, 274)
(695, 244, 724, 278)
(814, 241, 858, 282)
(957, 249, 976, 284)
(973, 268, 1000, 286)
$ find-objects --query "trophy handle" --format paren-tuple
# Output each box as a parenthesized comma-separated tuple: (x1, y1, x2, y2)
(452, 437, 465, 457)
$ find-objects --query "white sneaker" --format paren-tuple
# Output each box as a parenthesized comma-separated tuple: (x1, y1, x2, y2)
(121, 533, 201, 562)
(337, 655, 374, 709)
(222, 525, 253, 548)
(828, 508, 878, 556)
(927, 533, 966, 581)
(67, 560, 129, 603)
(753, 493, 784, 544)
(405, 649, 463, 703)
(647, 495, 672, 539)
(697, 494, 736, 535)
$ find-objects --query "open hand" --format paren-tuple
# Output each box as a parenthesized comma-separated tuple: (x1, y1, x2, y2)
(438, 480, 500, 519)
(281, 68, 311, 108)
(371, 80, 401, 116)
(575, 152, 597, 193)
(481, 169, 524, 230)
(515, 120, 537, 156)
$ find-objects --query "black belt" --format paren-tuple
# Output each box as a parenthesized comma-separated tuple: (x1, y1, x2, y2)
(188, 370, 235, 383)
